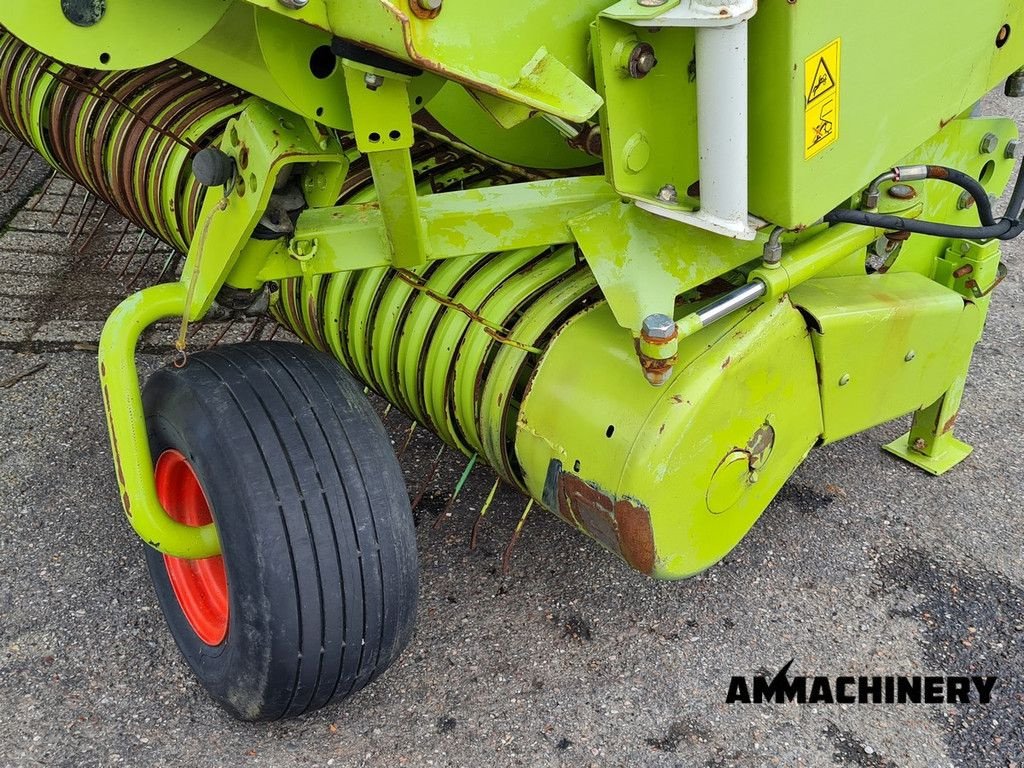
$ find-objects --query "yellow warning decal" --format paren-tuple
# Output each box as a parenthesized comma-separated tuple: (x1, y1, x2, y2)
(804, 38, 840, 159)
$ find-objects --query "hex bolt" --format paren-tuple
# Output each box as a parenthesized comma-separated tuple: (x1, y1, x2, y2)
(364, 73, 385, 91)
(277, 0, 309, 8)
(627, 43, 658, 79)
(1006, 68, 1024, 98)
(1006, 139, 1021, 160)
(656, 184, 678, 204)
(61, 0, 106, 27)
(905, 350, 916, 362)
(418, 0, 443, 9)
(979, 133, 999, 155)
(642, 313, 676, 341)
(887, 183, 916, 201)
(957, 190, 976, 210)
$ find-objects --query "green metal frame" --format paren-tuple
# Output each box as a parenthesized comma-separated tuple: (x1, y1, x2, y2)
(3, 2, 1021, 568)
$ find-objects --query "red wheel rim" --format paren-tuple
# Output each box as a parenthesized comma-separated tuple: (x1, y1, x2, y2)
(155, 450, 229, 646)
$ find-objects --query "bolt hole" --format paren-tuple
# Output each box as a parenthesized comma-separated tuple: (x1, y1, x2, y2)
(316, 106, 324, 117)
(249, 173, 258, 193)
(238, 146, 249, 170)
(573, 459, 581, 473)
(605, 425, 615, 438)
(368, 132, 381, 143)
(997, 24, 1011, 48)
(309, 45, 337, 79)
(980, 159, 996, 184)
(389, 129, 402, 141)
(415, 96, 424, 105)
(99, 52, 111, 65)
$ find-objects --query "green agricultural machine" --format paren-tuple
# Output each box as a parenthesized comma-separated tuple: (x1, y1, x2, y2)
(1, 0, 1022, 719)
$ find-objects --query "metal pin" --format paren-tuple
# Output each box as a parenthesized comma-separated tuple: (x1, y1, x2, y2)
(118, 231, 148, 278)
(470, 477, 501, 551)
(75, 204, 110, 256)
(433, 453, 478, 530)
(103, 220, 133, 268)
(127, 237, 162, 288)
(7, 148, 34, 187)
(153, 250, 182, 283)
(67, 191, 93, 242)
(411, 445, 446, 512)
(0, 143, 22, 183)
(206, 319, 237, 349)
(397, 421, 418, 461)
(28, 171, 58, 212)
(501, 498, 535, 575)
(52, 182, 77, 227)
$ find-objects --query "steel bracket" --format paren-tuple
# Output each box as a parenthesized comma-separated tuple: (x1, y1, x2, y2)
(97, 99, 346, 559)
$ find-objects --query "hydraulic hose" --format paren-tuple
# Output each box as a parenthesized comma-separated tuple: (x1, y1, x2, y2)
(827, 163, 1024, 241)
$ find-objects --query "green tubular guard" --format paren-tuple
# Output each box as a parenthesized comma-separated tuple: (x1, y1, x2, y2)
(98, 283, 221, 559)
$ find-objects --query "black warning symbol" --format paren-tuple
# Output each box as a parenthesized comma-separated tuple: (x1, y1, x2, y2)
(806, 57, 836, 104)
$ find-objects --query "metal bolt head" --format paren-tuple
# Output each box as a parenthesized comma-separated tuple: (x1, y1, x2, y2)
(904, 350, 916, 362)
(637, 0, 669, 6)
(627, 43, 658, 79)
(277, 0, 309, 8)
(642, 313, 676, 341)
(861, 189, 880, 209)
(957, 190, 976, 210)
(1006, 139, 1021, 160)
(418, 0, 442, 9)
(887, 183, 916, 201)
(364, 73, 385, 91)
(762, 240, 783, 266)
(980, 133, 999, 155)
(838, 373, 851, 386)
(656, 183, 678, 204)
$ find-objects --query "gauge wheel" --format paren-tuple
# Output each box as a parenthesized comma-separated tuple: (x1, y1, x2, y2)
(141, 342, 418, 720)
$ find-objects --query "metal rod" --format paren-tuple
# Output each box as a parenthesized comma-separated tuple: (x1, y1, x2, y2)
(695, 280, 766, 328)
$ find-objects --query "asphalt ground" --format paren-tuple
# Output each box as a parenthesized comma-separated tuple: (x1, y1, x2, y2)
(0, 93, 1022, 768)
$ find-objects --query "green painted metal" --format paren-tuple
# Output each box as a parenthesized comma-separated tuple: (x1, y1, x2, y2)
(2, 0, 1022, 577)
(425, 83, 595, 170)
(93, 99, 346, 557)
(594, 0, 1024, 228)
(516, 294, 823, 578)
(321, 0, 606, 124)
(790, 273, 983, 444)
(97, 283, 221, 559)
(0, 0, 231, 70)
(254, 176, 617, 282)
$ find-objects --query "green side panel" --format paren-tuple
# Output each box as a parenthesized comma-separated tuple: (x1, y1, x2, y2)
(425, 83, 595, 170)
(179, 2, 443, 130)
(516, 296, 823, 580)
(748, 0, 1024, 227)
(790, 273, 983, 444)
(0, 0, 231, 70)
(322, 0, 605, 122)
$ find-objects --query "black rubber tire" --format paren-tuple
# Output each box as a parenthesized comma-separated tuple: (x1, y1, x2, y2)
(141, 342, 418, 720)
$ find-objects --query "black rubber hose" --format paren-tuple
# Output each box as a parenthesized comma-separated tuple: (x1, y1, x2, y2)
(824, 209, 1017, 240)
(1005, 158, 1024, 221)
(922, 166, 997, 226)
